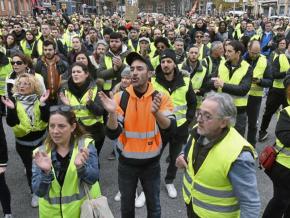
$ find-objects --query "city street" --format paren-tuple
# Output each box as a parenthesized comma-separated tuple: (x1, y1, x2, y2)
(5, 99, 276, 218)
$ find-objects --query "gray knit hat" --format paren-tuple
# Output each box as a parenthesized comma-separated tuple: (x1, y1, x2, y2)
(121, 66, 131, 77)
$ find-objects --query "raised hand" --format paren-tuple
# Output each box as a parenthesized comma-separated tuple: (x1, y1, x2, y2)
(1, 96, 15, 109)
(34, 151, 52, 174)
(40, 90, 50, 104)
(59, 92, 70, 105)
(74, 148, 89, 169)
(151, 93, 162, 114)
(98, 91, 117, 113)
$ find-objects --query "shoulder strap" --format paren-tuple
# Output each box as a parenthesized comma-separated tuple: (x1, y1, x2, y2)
(120, 90, 159, 116)
(120, 90, 130, 116)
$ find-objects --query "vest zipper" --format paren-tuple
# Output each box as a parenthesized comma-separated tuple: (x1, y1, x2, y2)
(60, 187, 63, 218)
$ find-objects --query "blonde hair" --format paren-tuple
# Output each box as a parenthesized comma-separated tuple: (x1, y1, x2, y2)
(12, 73, 42, 96)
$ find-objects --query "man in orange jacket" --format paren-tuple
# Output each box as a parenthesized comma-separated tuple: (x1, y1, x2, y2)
(99, 52, 176, 218)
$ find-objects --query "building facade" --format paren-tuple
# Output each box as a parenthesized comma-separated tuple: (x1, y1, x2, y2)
(0, 0, 31, 16)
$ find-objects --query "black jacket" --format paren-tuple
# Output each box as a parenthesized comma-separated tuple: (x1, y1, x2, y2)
(207, 58, 253, 111)
(244, 54, 273, 88)
(154, 65, 196, 125)
(181, 59, 208, 96)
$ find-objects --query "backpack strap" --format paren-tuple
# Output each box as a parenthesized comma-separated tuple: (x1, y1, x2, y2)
(119, 90, 159, 117)
(120, 90, 130, 116)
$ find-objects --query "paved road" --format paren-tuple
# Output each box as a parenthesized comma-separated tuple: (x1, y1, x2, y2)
(4, 99, 277, 218)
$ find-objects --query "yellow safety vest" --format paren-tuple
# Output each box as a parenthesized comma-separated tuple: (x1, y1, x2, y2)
(12, 100, 47, 138)
(191, 64, 207, 108)
(128, 39, 140, 53)
(151, 76, 189, 127)
(198, 44, 205, 61)
(62, 31, 78, 52)
(151, 55, 160, 70)
(36, 137, 101, 218)
(249, 55, 267, 97)
(37, 39, 43, 57)
(275, 106, 290, 169)
(0, 63, 12, 95)
(218, 60, 250, 107)
(65, 86, 103, 126)
(203, 56, 225, 75)
(104, 56, 113, 90)
(20, 40, 35, 58)
(272, 53, 290, 89)
(183, 127, 255, 218)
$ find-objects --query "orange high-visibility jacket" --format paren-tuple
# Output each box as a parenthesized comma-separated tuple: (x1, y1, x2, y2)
(114, 82, 174, 159)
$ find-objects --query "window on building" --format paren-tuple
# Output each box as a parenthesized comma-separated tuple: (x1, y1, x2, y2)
(0, 0, 5, 11)
(8, 0, 11, 11)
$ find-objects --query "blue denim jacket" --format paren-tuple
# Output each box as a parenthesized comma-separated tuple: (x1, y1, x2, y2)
(32, 142, 99, 197)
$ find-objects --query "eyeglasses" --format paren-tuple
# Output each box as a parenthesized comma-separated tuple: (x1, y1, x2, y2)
(11, 61, 24, 65)
(195, 35, 203, 38)
(17, 82, 31, 87)
(195, 111, 221, 122)
(50, 105, 72, 113)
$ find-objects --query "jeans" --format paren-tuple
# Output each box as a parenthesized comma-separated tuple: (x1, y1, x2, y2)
(118, 161, 161, 218)
(235, 111, 247, 136)
(260, 87, 288, 132)
(0, 173, 11, 215)
(16, 143, 39, 192)
(246, 96, 262, 146)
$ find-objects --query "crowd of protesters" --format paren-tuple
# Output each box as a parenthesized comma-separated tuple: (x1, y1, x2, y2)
(0, 9, 289, 218)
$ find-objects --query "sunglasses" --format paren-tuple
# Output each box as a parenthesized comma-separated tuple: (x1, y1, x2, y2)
(195, 35, 203, 38)
(11, 61, 24, 65)
(50, 105, 72, 113)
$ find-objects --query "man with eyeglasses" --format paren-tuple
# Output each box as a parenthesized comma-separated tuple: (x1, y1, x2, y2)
(151, 49, 196, 199)
(176, 92, 260, 218)
(243, 40, 272, 146)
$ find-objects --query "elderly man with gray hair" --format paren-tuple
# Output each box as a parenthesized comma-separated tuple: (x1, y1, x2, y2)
(176, 92, 260, 218)
(202, 41, 225, 75)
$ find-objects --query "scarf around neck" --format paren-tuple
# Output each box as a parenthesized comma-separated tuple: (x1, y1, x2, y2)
(13, 93, 38, 126)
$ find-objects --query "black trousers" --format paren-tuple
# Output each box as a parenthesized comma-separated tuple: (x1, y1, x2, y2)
(0, 173, 11, 215)
(161, 123, 188, 184)
(260, 88, 288, 132)
(186, 202, 200, 218)
(263, 162, 290, 218)
(16, 143, 38, 192)
(246, 95, 262, 146)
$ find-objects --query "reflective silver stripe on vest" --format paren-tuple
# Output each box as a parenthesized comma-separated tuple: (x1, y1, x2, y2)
(174, 105, 187, 112)
(194, 183, 235, 198)
(15, 132, 47, 147)
(184, 171, 193, 184)
(71, 105, 87, 110)
(175, 114, 186, 121)
(125, 130, 159, 139)
(192, 197, 240, 213)
(117, 141, 162, 159)
(231, 94, 248, 100)
(43, 184, 88, 205)
(105, 80, 112, 84)
(0, 78, 6, 81)
(117, 115, 124, 123)
(79, 116, 97, 121)
(275, 144, 290, 156)
(183, 183, 191, 197)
